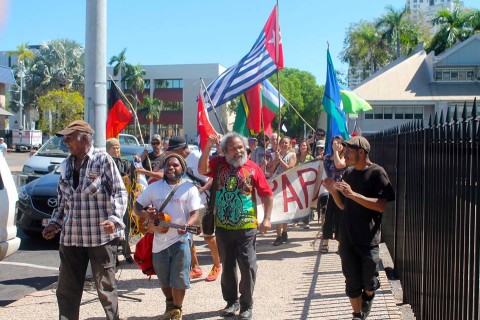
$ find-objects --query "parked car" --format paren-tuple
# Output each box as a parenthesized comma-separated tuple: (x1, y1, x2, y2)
(0, 153, 21, 260)
(16, 145, 147, 238)
(19, 133, 140, 186)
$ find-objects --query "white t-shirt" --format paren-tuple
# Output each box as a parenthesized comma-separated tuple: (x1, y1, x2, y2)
(136, 179, 202, 252)
(0, 142, 7, 155)
(185, 150, 209, 205)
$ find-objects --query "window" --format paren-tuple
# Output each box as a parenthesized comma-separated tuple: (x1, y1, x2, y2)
(374, 107, 384, 119)
(144, 79, 150, 90)
(155, 79, 183, 89)
(395, 107, 404, 119)
(384, 107, 393, 119)
(364, 110, 373, 119)
(404, 107, 414, 119)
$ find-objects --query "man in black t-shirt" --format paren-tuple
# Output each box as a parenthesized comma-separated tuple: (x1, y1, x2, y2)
(136, 134, 167, 181)
(324, 136, 395, 320)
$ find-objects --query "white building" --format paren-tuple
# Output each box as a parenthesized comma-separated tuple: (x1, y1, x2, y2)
(351, 34, 480, 134)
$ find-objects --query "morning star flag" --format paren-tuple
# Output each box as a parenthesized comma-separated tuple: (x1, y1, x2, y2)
(322, 48, 349, 155)
(205, 5, 283, 110)
(196, 93, 218, 149)
(106, 84, 133, 139)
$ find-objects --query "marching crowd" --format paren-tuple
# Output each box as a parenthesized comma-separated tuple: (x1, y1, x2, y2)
(42, 120, 394, 320)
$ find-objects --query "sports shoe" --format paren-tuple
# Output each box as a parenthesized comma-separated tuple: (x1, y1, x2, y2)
(161, 299, 175, 320)
(239, 307, 253, 320)
(206, 265, 221, 281)
(361, 292, 375, 318)
(222, 301, 240, 317)
(272, 236, 283, 246)
(352, 312, 364, 320)
(190, 266, 203, 279)
(169, 308, 182, 320)
(281, 231, 288, 243)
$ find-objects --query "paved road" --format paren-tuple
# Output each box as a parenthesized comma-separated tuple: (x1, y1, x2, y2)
(0, 151, 60, 306)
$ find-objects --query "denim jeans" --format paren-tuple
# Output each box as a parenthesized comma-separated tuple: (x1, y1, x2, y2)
(152, 239, 191, 289)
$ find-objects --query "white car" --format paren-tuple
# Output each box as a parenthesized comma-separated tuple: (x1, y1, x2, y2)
(19, 133, 139, 185)
(0, 153, 20, 260)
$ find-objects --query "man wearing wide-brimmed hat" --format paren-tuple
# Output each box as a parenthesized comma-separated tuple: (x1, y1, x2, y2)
(42, 119, 128, 320)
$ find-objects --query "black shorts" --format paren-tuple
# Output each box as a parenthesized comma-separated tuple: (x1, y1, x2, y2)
(338, 241, 380, 298)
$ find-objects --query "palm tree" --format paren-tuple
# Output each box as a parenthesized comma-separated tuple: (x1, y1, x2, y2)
(108, 48, 128, 90)
(8, 44, 35, 128)
(341, 21, 389, 79)
(427, 3, 472, 54)
(139, 96, 163, 139)
(375, 5, 410, 58)
(124, 64, 146, 136)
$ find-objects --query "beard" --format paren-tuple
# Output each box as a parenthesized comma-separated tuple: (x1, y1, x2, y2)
(164, 172, 183, 184)
(225, 152, 247, 168)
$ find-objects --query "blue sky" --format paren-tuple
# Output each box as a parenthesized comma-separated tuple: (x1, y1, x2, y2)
(0, 0, 477, 86)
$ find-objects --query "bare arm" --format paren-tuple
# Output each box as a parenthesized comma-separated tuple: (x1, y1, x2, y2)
(332, 141, 346, 169)
(259, 195, 273, 233)
(198, 135, 220, 175)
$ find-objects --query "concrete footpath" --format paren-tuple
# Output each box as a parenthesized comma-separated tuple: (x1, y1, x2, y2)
(0, 220, 413, 320)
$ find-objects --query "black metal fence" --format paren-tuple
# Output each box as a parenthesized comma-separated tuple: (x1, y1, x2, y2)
(368, 98, 479, 320)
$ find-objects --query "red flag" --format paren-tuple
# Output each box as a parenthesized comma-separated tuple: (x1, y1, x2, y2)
(106, 85, 133, 138)
(197, 93, 218, 149)
(245, 83, 262, 133)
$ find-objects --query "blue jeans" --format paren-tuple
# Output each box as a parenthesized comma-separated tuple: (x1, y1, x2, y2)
(152, 239, 191, 289)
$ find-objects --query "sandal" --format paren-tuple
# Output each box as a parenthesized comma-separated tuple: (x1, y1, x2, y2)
(321, 244, 329, 253)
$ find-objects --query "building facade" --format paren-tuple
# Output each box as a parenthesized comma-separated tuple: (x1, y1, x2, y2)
(351, 34, 480, 134)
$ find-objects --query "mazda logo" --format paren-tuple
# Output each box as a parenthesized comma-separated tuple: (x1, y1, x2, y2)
(47, 198, 58, 208)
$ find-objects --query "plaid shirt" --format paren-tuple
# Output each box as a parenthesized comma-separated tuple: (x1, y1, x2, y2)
(50, 146, 127, 247)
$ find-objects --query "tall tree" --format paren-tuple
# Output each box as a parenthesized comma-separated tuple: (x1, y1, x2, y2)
(108, 48, 128, 90)
(269, 68, 324, 139)
(124, 63, 146, 136)
(341, 20, 389, 79)
(375, 5, 410, 58)
(427, 3, 472, 54)
(139, 96, 163, 139)
(8, 43, 35, 65)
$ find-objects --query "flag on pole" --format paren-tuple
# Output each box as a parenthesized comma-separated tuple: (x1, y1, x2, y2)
(322, 48, 350, 155)
(261, 79, 286, 135)
(197, 93, 218, 149)
(205, 5, 283, 109)
(232, 95, 253, 137)
(106, 84, 133, 139)
(339, 85, 372, 114)
(245, 83, 262, 133)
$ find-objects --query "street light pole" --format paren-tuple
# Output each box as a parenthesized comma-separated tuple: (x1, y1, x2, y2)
(17, 60, 25, 131)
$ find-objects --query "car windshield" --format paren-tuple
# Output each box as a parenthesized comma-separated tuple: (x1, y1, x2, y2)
(36, 136, 69, 157)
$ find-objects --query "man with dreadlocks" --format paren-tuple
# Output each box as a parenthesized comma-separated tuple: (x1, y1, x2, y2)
(133, 154, 202, 320)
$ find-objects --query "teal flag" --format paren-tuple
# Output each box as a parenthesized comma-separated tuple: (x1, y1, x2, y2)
(322, 48, 350, 155)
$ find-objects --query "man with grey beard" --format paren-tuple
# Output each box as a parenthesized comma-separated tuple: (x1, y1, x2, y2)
(198, 132, 273, 320)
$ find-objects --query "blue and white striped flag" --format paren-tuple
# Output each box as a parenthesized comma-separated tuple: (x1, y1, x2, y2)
(205, 5, 283, 110)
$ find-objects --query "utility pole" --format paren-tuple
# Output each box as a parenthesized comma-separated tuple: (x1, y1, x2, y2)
(85, 0, 107, 150)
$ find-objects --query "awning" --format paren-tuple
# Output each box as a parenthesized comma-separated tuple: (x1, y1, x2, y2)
(0, 108, 13, 116)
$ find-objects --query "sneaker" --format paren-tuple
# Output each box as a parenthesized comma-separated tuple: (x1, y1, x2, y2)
(361, 292, 375, 318)
(352, 312, 364, 320)
(206, 265, 221, 281)
(272, 236, 283, 246)
(190, 266, 203, 279)
(161, 299, 175, 320)
(222, 301, 240, 317)
(303, 224, 310, 229)
(169, 308, 182, 320)
(281, 231, 288, 243)
(239, 307, 253, 320)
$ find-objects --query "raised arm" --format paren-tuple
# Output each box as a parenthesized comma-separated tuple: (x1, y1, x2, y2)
(198, 135, 221, 175)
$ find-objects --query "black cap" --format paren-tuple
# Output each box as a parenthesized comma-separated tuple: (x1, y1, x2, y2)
(167, 136, 187, 151)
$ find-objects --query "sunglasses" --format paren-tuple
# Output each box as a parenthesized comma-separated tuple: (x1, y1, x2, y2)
(151, 142, 160, 145)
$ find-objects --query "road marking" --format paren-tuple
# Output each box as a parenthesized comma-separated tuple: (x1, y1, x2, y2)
(0, 261, 59, 271)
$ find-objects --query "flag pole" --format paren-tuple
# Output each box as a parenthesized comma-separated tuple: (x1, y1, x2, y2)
(108, 75, 152, 170)
(285, 101, 315, 132)
(275, 1, 282, 151)
(200, 78, 226, 134)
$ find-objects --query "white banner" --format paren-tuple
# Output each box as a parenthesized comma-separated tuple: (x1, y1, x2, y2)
(257, 160, 324, 224)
